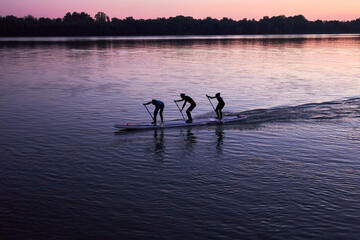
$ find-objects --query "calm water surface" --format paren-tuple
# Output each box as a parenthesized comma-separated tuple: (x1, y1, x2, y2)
(1, 35, 360, 239)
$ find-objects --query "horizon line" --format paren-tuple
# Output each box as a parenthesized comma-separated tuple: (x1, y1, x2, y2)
(1, 12, 359, 22)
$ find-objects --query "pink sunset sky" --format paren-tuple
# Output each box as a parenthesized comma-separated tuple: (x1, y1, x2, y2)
(0, 0, 359, 21)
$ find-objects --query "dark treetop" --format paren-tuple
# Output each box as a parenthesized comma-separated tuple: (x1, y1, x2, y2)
(1, 12, 360, 37)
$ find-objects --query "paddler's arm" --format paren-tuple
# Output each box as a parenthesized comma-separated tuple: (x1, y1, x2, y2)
(181, 101, 187, 111)
(143, 101, 152, 105)
(206, 94, 215, 99)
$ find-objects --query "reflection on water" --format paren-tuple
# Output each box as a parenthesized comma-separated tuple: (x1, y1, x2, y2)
(180, 129, 197, 154)
(215, 127, 225, 153)
(153, 129, 165, 162)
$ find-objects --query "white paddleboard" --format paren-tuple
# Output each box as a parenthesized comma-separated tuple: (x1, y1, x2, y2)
(114, 115, 246, 130)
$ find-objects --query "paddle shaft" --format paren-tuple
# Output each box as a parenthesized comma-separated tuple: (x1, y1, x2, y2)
(207, 95, 216, 114)
(174, 101, 186, 121)
(143, 104, 154, 121)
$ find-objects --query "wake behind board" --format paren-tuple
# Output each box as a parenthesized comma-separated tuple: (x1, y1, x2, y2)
(114, 115, 246, 130)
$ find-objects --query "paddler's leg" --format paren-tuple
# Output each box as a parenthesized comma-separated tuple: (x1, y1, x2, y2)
(186, 104, 195, 123)
(217, 102, 224, 120)
(215, 105, 220, 119)
(153, 107, 159, 124)
(159, 105, 164, 123)
(186, 110, 192, 123)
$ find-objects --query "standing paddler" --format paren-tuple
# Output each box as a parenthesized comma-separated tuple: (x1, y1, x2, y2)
(206, 92, 225, 120)
(143, 99, 165, 125)
(174, 93, 196, 123)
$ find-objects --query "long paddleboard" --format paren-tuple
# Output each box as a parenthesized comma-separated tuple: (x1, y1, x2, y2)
(114, 115, 246, 130)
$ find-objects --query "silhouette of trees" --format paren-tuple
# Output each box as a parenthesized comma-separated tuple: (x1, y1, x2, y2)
(63, 12, 93, 23)
(0, 12, 359, 36)
(94, 12, 110, 22)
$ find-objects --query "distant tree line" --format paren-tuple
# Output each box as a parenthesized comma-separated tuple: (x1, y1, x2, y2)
(1, 12, 360, 36)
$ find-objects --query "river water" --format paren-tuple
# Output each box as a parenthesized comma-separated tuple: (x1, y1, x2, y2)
(1, 35, 360, 239)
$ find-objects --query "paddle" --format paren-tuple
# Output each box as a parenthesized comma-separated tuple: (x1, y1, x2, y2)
(143, 104, 154, 121)
(174, 100, 186, 121)
(206, 95, 217, 115)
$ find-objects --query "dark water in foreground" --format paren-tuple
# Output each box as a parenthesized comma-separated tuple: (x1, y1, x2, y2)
(1, 35, 360, 239)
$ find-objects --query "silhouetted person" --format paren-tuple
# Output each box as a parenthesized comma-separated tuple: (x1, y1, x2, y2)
(175, 93, 196, 123)
(143, 99, 164, 125)
(207, 93, 225, 119)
